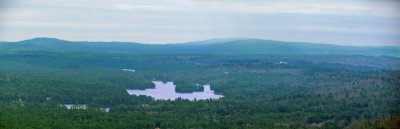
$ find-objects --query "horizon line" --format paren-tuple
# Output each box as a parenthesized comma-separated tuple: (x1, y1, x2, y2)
(1, 37, 399, 47)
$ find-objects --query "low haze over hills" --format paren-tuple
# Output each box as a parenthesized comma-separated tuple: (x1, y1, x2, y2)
(1, 37, 399, 57)
(1, 0, 400, 128)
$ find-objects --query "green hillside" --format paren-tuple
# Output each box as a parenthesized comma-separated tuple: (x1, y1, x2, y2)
(0, 38, 399, 129)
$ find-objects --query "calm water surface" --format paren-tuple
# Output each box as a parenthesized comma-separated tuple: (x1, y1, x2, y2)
(127, 81, 223, 100)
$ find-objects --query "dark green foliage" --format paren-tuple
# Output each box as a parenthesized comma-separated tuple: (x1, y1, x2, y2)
(0, 38, 399, 128)
(174, 80, 204, 93)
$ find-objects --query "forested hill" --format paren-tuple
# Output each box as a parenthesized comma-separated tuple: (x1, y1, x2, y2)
(0, 37, 399, 57)
(1, 37, 400, 128)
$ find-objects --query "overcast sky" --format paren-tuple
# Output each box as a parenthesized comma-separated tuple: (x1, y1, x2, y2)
(0, 0, 399, 46)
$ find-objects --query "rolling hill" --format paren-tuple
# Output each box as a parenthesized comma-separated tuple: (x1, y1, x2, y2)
(0, 37, 399, 57)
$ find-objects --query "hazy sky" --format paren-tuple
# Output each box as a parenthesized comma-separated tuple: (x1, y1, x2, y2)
(0, 0, 399, 46)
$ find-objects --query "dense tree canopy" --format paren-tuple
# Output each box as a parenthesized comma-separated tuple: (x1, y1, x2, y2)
(0, 39, 399, 128)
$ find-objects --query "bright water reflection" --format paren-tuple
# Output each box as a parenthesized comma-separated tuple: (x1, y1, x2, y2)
(127, 81, 223, 100)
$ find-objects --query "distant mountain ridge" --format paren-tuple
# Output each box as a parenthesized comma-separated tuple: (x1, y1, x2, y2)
(0, 37, 399, 57)
(19, 37, 71, 43)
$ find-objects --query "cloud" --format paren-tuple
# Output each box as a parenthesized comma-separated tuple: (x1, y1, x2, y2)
(0, 0, 399, 46)
(294, 25, 400, 35)
(112, 4, 173, 11)
(195, 0, 400, 17)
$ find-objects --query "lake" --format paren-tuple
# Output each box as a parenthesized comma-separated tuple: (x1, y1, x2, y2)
(121, 69, 135, 72)
(127, 81, 223, 100)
